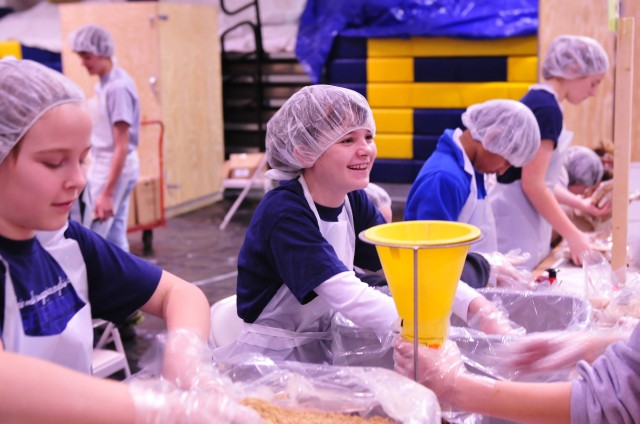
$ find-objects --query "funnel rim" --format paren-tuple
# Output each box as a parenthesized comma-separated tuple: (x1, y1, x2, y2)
(359, 220, 481, 249)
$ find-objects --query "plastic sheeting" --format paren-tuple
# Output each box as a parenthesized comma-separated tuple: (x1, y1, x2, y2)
(135, 339, 442, 423)
(296, 0, 539, 83)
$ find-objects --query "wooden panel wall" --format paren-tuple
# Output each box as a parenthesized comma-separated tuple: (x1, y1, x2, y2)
(59, 2, 225, 213)
(157, 2, 225, 211)
(539, 0, 639, 161)
(624, 0, 640, 161)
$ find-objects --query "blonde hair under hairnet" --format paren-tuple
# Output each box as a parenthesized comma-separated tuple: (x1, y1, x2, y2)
(0, 59, 84, 165)
(70, 24, 115, 58)
(564, 146, 603, 187)
(542, 35, 609, 80)
(462, 99, 541, 167)
(265, 85, 375, 180)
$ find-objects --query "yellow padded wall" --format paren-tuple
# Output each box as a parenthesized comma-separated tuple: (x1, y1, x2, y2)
(375, 134, 413, 159)
(372, 108, 413, 133)
(368, 36, 537, 57)
(368, 82, 531, 108)
(368, 58, 413, 82)
(507, 56, 538, 82)
(0, 41, 22, 59)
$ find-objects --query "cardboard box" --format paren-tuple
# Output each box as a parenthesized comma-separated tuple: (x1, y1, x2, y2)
(135, 176, 162, 226)
(227, 153, 265, 179)
(127, 187, 138, 229)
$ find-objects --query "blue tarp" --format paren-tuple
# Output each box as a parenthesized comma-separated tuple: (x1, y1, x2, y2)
(296, 0, 538, 83)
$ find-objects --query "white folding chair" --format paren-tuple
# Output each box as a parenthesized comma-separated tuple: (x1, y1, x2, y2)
(92, 319, 132, 379)
(209, 295, 243, 348)
(219, 154, 272, 230)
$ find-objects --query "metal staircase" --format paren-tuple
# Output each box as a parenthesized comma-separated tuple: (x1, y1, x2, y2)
(219, 0, 310, 156)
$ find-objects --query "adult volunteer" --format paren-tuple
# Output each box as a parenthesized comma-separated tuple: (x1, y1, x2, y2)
(405, 99, 540, 254)
(214, 85, 514, 365)
(71, 24, 140, 252)
(490, 35, 609, 270)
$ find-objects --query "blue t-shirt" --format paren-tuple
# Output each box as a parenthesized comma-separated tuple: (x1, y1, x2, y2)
(0, 220, 161, 340)
(236, 179, 384, 323)
(405, 129, 486, 221)
(499, 89, 563, 183)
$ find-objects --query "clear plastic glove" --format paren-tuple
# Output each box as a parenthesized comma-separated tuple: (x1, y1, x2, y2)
(393, 337, 466, 408)
(130, 379, 264, 424)
(482, 250, 535, 290)
(493, 329, 630, 374)
(466, 297, 523, 336)
(579, 196, 612, 218)
(566, 231, 592, 266)
(393, 337, 495, 410)
(162, 330, 213, 390)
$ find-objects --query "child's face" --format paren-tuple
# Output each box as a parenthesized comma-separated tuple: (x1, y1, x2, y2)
(470, 134, 511, 175)
(473, 148, 511, 176)
(307, 128, 376, 197)
(0, 103, 92, 239)
(77, 51, 108, 76)
(564, 73, 605, 105)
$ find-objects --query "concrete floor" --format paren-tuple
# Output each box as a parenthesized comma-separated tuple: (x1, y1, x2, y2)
(118, 184, 410, 376)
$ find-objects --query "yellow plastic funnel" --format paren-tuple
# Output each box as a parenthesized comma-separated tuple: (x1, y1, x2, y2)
(360, 221, 481, 347)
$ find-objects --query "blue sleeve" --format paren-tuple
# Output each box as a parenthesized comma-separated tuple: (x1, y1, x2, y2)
(65, 222, 161, 324)
(267, 210, 349, 301)
(407, 172, 469, 221)
(533, 106, 563, 146)
(521, 90, 563, 147)
(237, 190, 350, 322)
(106, 83, 136, 126)
(350, 190, 385, 272)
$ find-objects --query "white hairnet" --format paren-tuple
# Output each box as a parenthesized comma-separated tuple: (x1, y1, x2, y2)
(364, 183, 392, 209)
(0, 59, 84, 165)
(461, 99, 541, 167)
(542, 35, 609, 80)
(564, 146, 603, 187)
(265, 85, 375, 180)
(70, 24, 114, 57)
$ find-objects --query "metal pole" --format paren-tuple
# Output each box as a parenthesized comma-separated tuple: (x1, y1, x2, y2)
(413, 247, 419, 381)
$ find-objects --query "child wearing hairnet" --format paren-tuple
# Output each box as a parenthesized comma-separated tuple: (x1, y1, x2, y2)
(405, 99, 540, 290)
(406, 99, 540, 252)
(554, 145, 610, 218)
(70, 24, 140, 254)
(490, 35, 609, 270)
(0, 59, 259, 423)
(216, 85, 514, 365)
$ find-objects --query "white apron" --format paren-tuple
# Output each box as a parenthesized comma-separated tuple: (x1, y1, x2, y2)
(223, 175, 356, 363)
(1, 228, 93, 373)
(452, 129, 497, 253)
(87, 83, 140, 238)
(490, 84, 573, 270)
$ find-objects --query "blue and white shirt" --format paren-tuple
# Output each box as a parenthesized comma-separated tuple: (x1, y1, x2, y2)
(1, 220, 160, 345)
(405, 129, 486, 222)
(236, 179, 384, 323)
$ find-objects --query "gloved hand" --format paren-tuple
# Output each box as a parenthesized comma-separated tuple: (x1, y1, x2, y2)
(393, 337, 494, 409)
(493, 329, 630, 375)
(130, 379, 264, 424)
(579, 196, 612, 218)
(161, 329, 213, 390)
(566, 231, 592, 266)
(482, 250, 535, 290)
(466, 297, 523, 336)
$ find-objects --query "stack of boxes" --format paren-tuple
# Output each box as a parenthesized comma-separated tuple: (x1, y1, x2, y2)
(326, 35, 538, 184)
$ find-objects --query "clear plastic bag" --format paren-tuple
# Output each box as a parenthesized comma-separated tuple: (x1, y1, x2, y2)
(133, 333, 441, 423)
